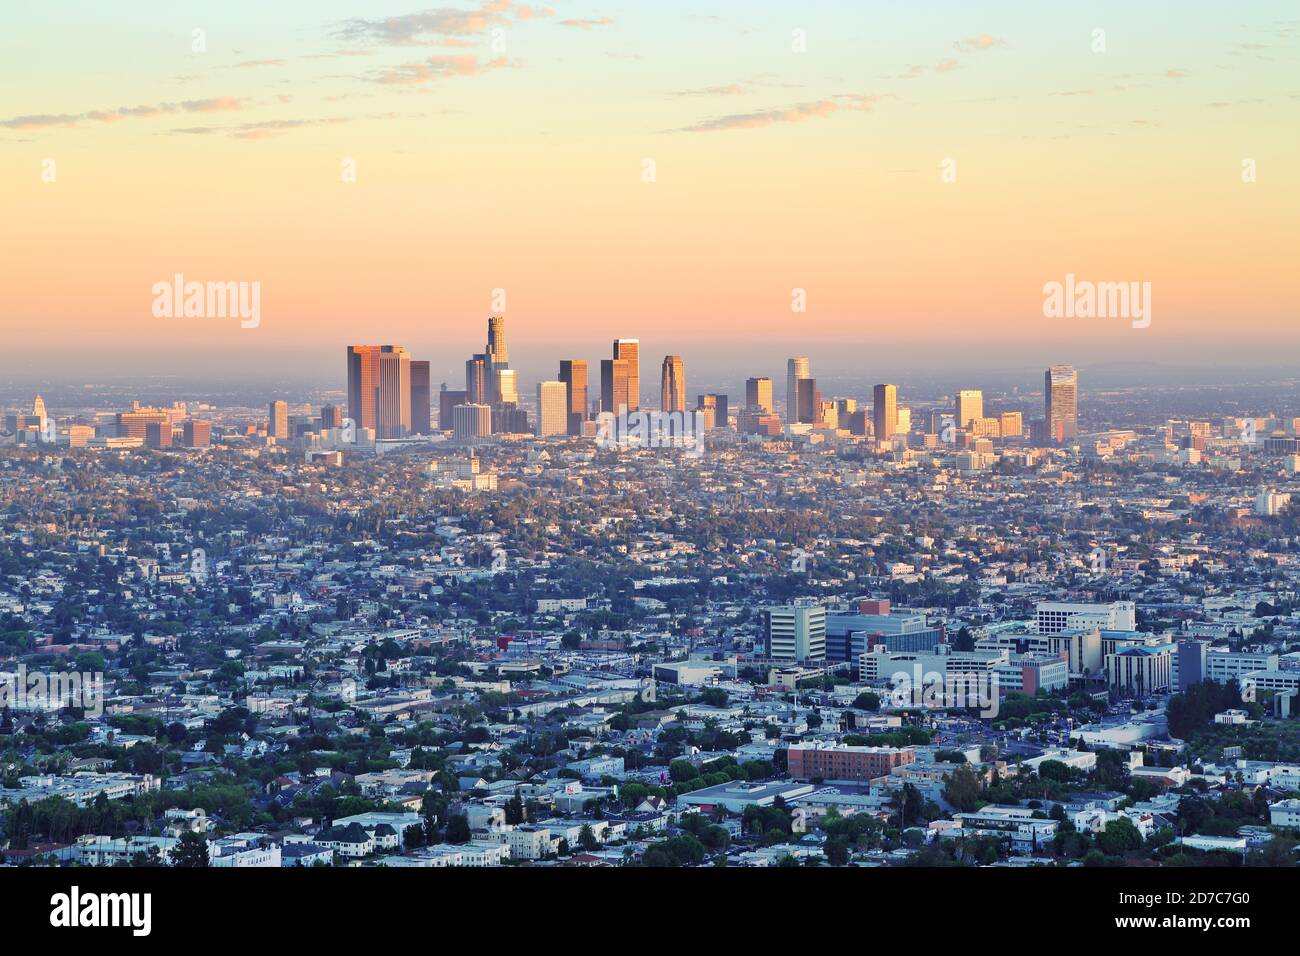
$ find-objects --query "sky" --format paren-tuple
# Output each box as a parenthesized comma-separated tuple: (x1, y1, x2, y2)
(1, 1, 1297, 384)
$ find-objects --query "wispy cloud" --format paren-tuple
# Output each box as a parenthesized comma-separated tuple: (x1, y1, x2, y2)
(669, 83, 745, 97)
(954, 34, 1007, 52)
(336, 1, 551, 45)
(558, 16, 612, 30)
(369, 54, 510, 85)
(1, 97, 243, 130)
(679, 94, 881, 133)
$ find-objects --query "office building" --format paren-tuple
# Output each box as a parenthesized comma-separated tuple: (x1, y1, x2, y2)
(873, 384, 897, 444)
(1177, 640, 1209, 692)
(376, 346, 412, 439)
(787, 743, 915, 782)
(695, 393, 728, 429)
(796, 378, 822, 425)
(559, 360, 588, 435)
(347, 345, 411, 438)
(1106, 645, 1173, 697)
(410, 361, 431, 434)
(1045, 365, 1078, 444)
(601, 358, 631, 413)
(613, 339, 640, 410)
(145, 421, 172, 449)
(786, 357, 810, 424)
(438, 387, 467, 430)
(660, 355, 686, 413)
(495, 367, 518, 407)
(1036, 601, 1136, 635)
(181, 419, 211, 448)
(465, 354, 488, 405)
(763, 604, 827, 661)
(116, 407, 171, 440)
(268, 401, 288, 439)
(320, 404, 343, 429)
(746, 376, 774, 414)
(955, 390, 984, 428)
(1000, 411, 1023, 438)
(536, 381, 568, 436)
(453, 404, 492, 443)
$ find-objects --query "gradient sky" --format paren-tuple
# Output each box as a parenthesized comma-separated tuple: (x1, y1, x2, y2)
(2, 1, 1297, 381)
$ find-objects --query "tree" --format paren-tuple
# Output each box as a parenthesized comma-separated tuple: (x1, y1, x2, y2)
(1096, 817, 1143, 856)
(169, 831, 210, 867)
(943, 765, 983, 813)
(824, 838, 850, 866)
(446, 814, 471, 844)
(578, 824, 598, 852)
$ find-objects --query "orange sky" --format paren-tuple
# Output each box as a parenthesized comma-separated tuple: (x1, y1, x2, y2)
(2, 2, 1297, 374)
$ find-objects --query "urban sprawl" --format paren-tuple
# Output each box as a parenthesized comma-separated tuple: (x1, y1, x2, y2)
(2, 318, 1300, 869)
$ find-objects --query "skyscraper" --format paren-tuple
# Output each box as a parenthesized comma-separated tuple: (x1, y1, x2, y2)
(320, 404, 343, 429)
(872, 384, 897, 444)
(660, 355, 686, 413)
(347, 345, 382, 431)
(955, 389, 984, 428)
(559, 359, 588, 435)
(487, 315, 508, 368)
(786, 357, 810, 424)
(796, 377, 822, 425)
(613, 339, 640, 411)
(601, 358, 630, 413)
(495, 367, 518, 406)
(439, 386, 467, 430)
(346, 345, 413, 437)
(377, 346, 412, 439)
(465, 354, 487, 405)
(268, 400, 288, 438)
(1045, 365, 1079, 443)
(536, 381, 568, 436)
(696, 393, 728, 428)
(746, 376, 773, 413)
(453, 403, 492, 443)
(410, 360, 431, 434)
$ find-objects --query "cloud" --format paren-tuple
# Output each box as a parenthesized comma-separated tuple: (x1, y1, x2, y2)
(0, 97, 243, 130)
(669, 84, 745, 97)
(335, 2, 551, 45)
(337, 8, 501, 44)
(954, 34, 1006, 51)
(369, 54, 509, 85)
(1165, 69, 1188, 79)
(679, 94, 881, 133)
(558, 16, 612, 29)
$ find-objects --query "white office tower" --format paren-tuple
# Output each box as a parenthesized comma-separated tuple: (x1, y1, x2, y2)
(535, 381, 568, 436)
(764, 603, 827, 661)
(1036, 601, 1137, 635)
